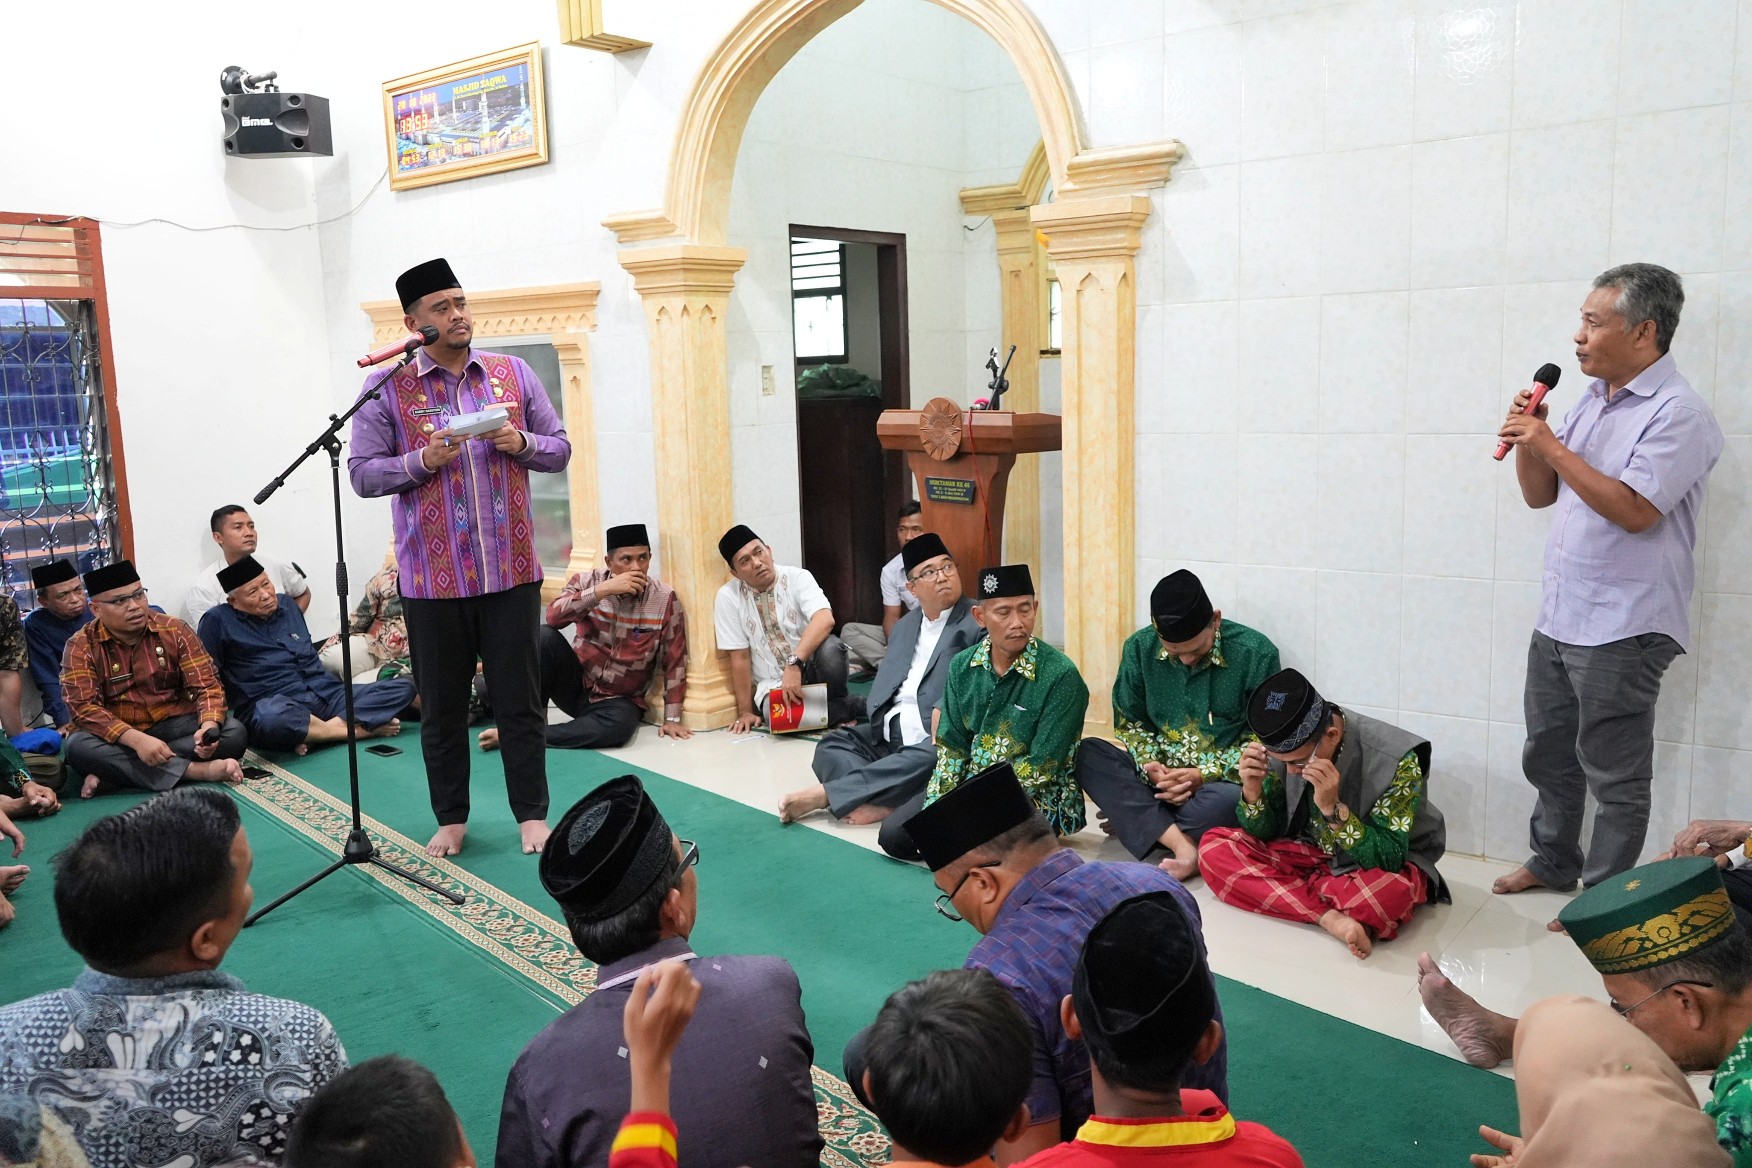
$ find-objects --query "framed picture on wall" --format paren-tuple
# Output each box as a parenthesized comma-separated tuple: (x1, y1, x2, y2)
(382, 42, 549, 191)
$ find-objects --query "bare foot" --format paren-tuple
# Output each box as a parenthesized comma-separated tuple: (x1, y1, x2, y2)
(1319, 909, 1374, 959)
(778, 785, 829, 824)
(363, 719, 402, 739)
(1546, 918, 1567, 934)
(1416, 952, 1517, 1068)
(1158, 854, 1200, 881)
(0, 895, 12, 928)
(1492, 865, 1560, 895)
(186, 759, 244, 784)
(519, 820, 551, 855)
(843, 804, 893, 826)
(0, 865, 27, 894)
(1156, 825, 1200, 882)
(294, 744, 310, 756)
(477, 728, 500, 752)
(80, 773, 101, 799)
(426, 824, 467, 857)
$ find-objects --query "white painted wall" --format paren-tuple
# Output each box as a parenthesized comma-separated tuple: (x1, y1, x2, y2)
(21, 0, 1749, 863)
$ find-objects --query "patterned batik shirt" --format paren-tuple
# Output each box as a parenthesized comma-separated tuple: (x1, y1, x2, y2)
(1235, 743, 1426, 873)
(60, 613, 228, 742)
(348, 563, 410, 672)
(927, 636, 1090, 836)
(546, 569, 688, 720)
(1112, 620, 1280, 784)
(0, 595, 25, 673)
(0, 968, 348, 1168)
(1708, 1021, 1752, 1166)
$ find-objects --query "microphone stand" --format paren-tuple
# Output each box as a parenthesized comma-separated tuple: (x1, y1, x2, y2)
(984, 344, 1017, 411)
(246, 350, 465, 925)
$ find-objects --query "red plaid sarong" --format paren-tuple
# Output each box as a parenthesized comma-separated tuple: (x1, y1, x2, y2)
(1198, 828, 1428, 940)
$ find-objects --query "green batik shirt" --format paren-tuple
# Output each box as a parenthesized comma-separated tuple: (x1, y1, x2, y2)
(1112, 619, 1280, 784)
(1708, 1021, 1752, 1166)
(927, 635, 1091, 836)
(1234, 746, 1426, 873)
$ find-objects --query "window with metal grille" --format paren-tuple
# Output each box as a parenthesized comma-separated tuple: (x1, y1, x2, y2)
(791, 237, 847, 364)
(0, 215, 130, 610)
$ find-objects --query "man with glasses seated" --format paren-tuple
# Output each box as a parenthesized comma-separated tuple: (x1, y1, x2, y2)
(499, 776, 822, 1168)
(781, 533, 979, 831)
(1422, 856, 1752, 1165)
(843, 761, 1227, 1166)
(1199, 667, 1448, 960)
(60, 561, 246, 798)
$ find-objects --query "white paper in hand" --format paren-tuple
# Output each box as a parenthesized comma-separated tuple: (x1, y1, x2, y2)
(449, 405, 510, 437)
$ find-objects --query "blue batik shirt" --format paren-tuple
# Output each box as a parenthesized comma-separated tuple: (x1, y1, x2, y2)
(965, 849, 1229, 1139)
(22, 606, 92, 726)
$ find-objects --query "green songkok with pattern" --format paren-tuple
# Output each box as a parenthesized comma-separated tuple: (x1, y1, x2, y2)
(1558, 856, 1737, 975)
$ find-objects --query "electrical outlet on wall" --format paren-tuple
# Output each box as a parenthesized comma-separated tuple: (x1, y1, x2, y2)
(760, 365, 776, 395)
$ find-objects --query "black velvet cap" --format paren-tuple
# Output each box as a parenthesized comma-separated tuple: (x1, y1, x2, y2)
(605, 524, 650, 552)
(395, 258, 461, 311)
(905, 761, 1037, 872)
(540, 777, 678, 923)
(1247, 667, 1329, 754)
(975, 564, 1033, 601)
(717, 524, 760, 566)
(1074, 891, 1215, 1075)
(1150, 569, 1214, 643)
(217, 555, 267, 594)
(901, 532, 950, 575)
(30, 559, 77, 589)
(82, 560, 139, 597)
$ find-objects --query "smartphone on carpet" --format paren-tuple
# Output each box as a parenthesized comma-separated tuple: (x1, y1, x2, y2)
(365, 744, 403, 757)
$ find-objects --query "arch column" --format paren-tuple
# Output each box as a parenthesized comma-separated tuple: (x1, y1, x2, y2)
(619, 243, 747, 729)
(1031, 195, 1151, 734)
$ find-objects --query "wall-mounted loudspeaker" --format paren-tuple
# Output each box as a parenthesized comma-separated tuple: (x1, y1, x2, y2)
(221, 91, 333, 157)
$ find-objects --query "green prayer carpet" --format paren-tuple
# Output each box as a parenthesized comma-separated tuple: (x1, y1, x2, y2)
(4, 740, 1516, 1166)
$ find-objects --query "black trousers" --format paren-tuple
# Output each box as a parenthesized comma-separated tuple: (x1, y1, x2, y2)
(1075, 738, 1243, 859)
(404, 582, 548, 825)
(535, 627, 644, 750)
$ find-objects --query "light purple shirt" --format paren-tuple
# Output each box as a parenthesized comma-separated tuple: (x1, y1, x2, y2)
(1535, 351, 1722, 650)
(348, 349, 571, 600)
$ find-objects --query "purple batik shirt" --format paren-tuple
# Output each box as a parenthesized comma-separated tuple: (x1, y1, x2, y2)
(348, 348, 571, 600)
(966, 849, 1229, 1139)
(1536, 351, 1722, 651)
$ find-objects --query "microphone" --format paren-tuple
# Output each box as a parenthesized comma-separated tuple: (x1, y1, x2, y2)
(1494, 362, 1563, 461)
(357, 326, 439, 368)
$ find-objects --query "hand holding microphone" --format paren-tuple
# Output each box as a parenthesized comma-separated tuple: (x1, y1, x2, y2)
(1494, 362, 1562, 461)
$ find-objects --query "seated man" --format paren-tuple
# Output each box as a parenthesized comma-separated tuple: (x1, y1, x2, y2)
(860, 968, 1035, 1168)
(1420, 856, 1752, 1164)
(713, 524, 859, 731)
(198, 556, 413, 753)
(891, 564, 1087, 862)
(319, 545, 411, 683)
(22, 559, 93, 729)
(184, 503, 310, 625)
(784, 533, 977, 828)
(481, 523, 689, 752)
(1025, 892, 1304, 1168)
(841, 501, 924, 673)
(286, 1055, 472, 1168)
(1077, 569, 1281, 880)
(498, 777, 823, 1168)
(1199, 667, 1448, 959)
(63, 561, 247, 797)
(0, 787, 349, 1167)
(849, 762, 1228, 1165)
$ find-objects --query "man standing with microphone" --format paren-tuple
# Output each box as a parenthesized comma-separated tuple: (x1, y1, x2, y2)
(350, 258, 572, 858)
(1494, 263, 1721, 905)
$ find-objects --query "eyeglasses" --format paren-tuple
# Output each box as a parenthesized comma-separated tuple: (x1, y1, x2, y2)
(909, 561, 956, 583)
(678, 839, 699, 871)
(933, 861, 1001, 922)
(1610, 978, 1713, 1017)
(95, 588, 149, 607)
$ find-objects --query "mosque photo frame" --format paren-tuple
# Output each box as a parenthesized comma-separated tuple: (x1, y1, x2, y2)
(382, 41, 550, 191)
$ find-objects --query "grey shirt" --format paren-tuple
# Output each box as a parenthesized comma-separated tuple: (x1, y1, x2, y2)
(495, 936, 822, 1168)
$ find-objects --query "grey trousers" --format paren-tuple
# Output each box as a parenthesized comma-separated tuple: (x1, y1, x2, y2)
(66, 713, 248, 793)
(841, 623, 888, 672)
(1075, 738, 1243, 860)
(1522, 630, 1680, 889)
(811, 717, 935, 819)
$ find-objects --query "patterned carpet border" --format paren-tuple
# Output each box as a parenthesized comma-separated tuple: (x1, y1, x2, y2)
(236, 752, 885, 1168)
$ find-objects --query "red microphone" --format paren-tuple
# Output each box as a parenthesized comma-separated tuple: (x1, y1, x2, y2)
(1494, 362, 1562, 461)
(357, 326, 439, 368)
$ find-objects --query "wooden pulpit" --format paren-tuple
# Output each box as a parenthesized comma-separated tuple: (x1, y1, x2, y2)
(876, 398, 1062, 578)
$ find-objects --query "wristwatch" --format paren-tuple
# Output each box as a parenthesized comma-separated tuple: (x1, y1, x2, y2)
(1322, 802, 1348, 825)
(664, 716, 682, 724)
(785, 655, 804, 669)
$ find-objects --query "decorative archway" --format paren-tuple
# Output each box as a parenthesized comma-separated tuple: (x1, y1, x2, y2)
(606, 0, 1183, 731)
